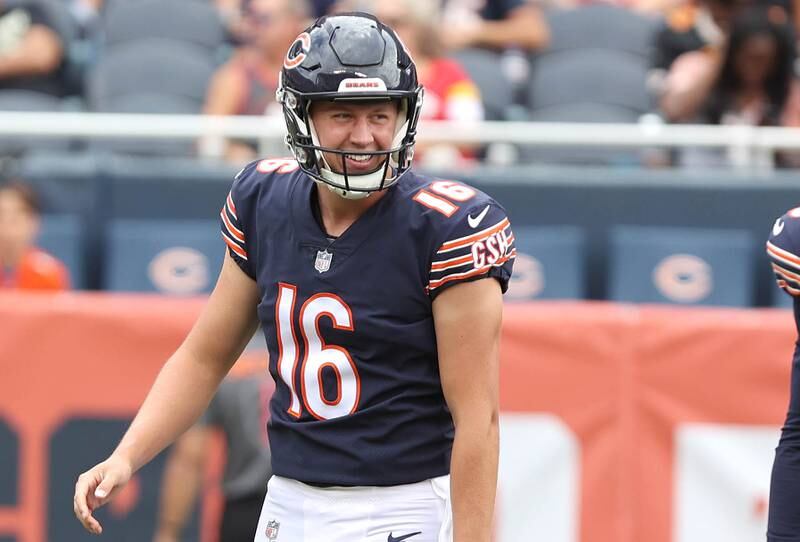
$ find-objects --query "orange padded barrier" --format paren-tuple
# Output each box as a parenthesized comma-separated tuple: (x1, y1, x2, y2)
(0, 294, 794, 542)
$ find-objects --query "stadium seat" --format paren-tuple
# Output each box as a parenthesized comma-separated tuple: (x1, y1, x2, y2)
(506, 226, 586, 301)
(528, 49, 650, 115)
(87, 39, 215, 111)
(608, 226, 755, 306)
(523, 49, 651, 164)
(103, 219, 223, 294)
(86, 39, 215, 155)
(544, 5, 658, 59)
(38, 214, 85, 289)
(450, 48, 516, 121)
(102, 0, 225, 53)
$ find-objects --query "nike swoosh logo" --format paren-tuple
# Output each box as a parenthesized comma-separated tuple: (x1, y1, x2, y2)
(467, 205, 490, 228)
(387, 532, 422, 542)
(774, 218, 785, 236)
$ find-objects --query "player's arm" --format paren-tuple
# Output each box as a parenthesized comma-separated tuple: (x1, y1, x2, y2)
(766, 211, 800, 539)
(433, 277, 502, 542)
(152, 424, 211, 542)
(73, 252, 259, 535)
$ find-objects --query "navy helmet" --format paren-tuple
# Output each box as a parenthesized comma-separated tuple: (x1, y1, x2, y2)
(276, 12, 423, 199)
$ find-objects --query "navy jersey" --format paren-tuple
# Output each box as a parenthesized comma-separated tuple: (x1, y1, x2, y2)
(766, 208, 800, 541)
(220, 158, 515, 486)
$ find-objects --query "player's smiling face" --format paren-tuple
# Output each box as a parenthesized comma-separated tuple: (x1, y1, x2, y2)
(310, 100, 399, 176)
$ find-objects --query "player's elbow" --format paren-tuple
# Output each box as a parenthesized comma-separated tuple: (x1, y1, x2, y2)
(451, 400, 499, 436)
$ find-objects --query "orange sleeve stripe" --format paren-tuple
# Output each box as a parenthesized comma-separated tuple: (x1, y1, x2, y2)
(431, 254, 473, 272)
(226, 193, 238, 220)
(767, 241, 800, 266)
(773, 263, 800, 283)
(220, 209, 245, 242)
(428, 250, 516, 290)
(437, 219, 510, 253)
(778, 279, 800, 296)
(222, 233, 248, 260)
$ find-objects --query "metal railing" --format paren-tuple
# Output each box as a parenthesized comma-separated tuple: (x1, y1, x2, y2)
(3, 111, 800, 168)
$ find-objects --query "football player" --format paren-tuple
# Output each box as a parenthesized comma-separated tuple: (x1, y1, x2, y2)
(766, 208, 800, 541)
(74, 13, 515, 542)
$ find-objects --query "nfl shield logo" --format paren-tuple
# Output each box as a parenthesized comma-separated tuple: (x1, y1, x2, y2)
(314, 249, 333, 273)
(265, 520, 280, 541)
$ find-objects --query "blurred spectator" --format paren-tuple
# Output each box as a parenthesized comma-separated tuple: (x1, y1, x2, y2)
(0, 0, 66, 96)
(67, 0, 101, 33)
(339, 0, 485, 167)
(663, 7, 800, 166)
(310, 0, 337, 16)
(153, 369, 272, 542)
(201, 0, 309, 162)
(656, 0, 759, 121)
(0, 179, 69, 290)
(438, 0, 550, 52)
(652, 0, 751, 73)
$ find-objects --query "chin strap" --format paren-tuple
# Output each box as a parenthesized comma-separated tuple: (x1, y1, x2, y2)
(317, 180, 373, 200)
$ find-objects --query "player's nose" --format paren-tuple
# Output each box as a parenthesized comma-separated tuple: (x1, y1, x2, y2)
(348, 115, 374, 147)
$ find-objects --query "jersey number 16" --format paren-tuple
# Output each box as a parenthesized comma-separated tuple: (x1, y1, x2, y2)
(275, 283, 360, 421)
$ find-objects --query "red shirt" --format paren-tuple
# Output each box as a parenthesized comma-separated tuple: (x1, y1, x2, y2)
(0, 248, 69, 290)
(420, 58, 484, 122)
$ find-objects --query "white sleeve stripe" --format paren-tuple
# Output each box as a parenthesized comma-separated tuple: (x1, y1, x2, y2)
(223, 203, 244, 236)
(226, 192, 239, 220)
(777, 278, 800, 296)
(428, 250, 516, 290)
(431, 259, 473, 274)
(222, 232, 248, 260)
(773, 262, 800, 283)
(767, 250, 800, 275)
(220, 209, 245, 242)
(767, 241, 800, 266)
(431, 253, 473, 269)
(437, 219, 510, 253)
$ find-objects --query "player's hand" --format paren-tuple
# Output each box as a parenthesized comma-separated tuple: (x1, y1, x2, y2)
(73, 455, 133, 534)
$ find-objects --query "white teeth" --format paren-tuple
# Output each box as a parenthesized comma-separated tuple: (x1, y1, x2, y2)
(346, 154, 370, 162)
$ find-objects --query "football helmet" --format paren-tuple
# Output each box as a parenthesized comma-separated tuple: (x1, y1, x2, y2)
(276, 12, 423, 199)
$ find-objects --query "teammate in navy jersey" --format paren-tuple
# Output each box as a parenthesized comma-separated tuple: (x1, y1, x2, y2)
(74, 12, 515, 542)
(766, 208, 800, 541)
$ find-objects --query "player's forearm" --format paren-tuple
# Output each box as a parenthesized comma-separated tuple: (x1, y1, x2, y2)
(450, 413, 500, 542)
(110, 349, 226, 474)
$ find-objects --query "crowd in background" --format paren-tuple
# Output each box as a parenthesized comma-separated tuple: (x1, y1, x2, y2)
(3, 0, 800, 292)
(0, 0, 798, 168)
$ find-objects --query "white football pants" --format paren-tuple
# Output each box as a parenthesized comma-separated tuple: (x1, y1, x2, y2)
(253, 474, 452, 542)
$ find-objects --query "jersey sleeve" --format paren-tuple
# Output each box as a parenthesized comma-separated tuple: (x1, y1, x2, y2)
(766, 208, 800, 298)
(428, 201, 516, 300)
(220, 161, 259, 280)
